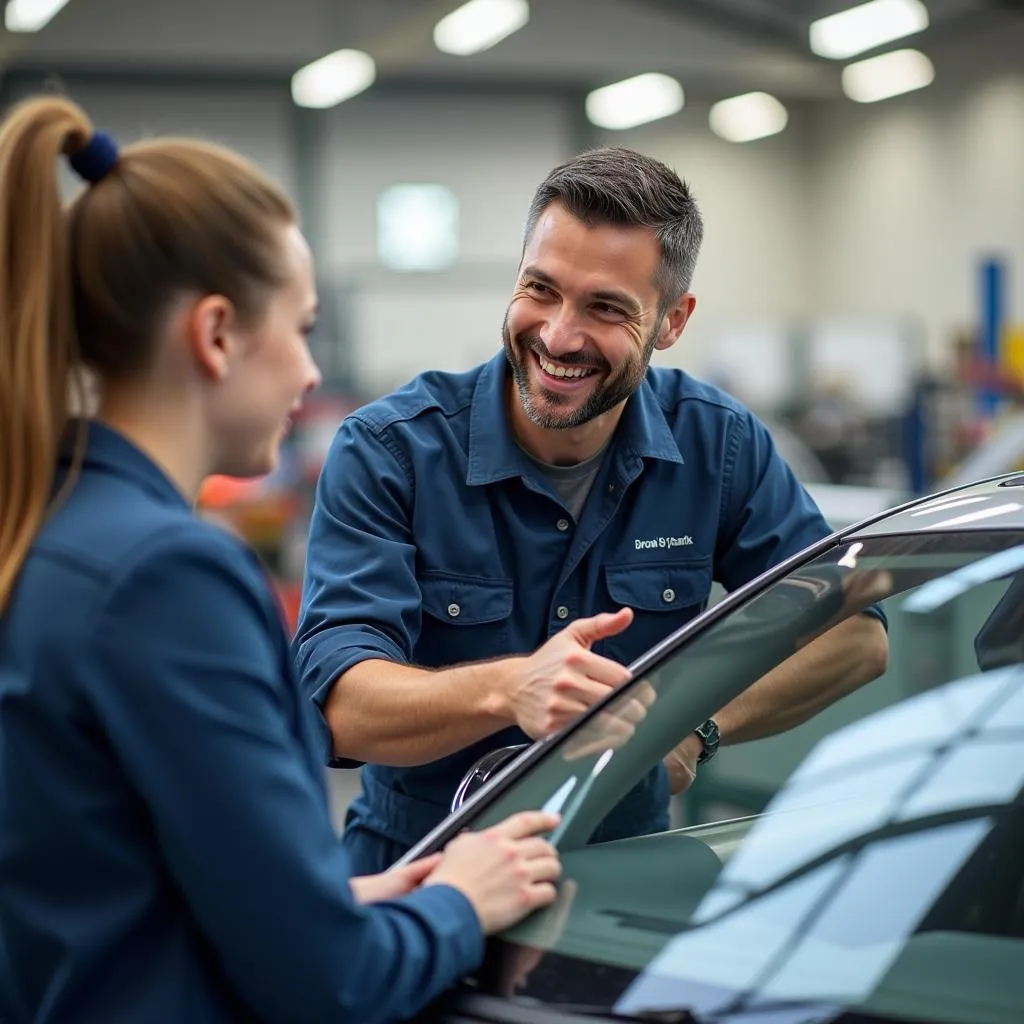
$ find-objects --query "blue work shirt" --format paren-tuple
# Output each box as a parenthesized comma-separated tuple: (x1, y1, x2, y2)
(295, 353, 840, 874)
(0, 423, 482, 1024)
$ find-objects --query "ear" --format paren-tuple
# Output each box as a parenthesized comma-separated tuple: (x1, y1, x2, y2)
(184, 295, 240, 381)
(654, 292, 697, 353)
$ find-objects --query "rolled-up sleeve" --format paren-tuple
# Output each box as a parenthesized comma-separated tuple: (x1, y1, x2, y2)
(293, 416, 422, 712)
(715, 409, 835, 591)
(716, 410, 887, 630)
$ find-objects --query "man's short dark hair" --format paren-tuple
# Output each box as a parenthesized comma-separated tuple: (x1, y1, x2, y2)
(523, 147, 704, 312)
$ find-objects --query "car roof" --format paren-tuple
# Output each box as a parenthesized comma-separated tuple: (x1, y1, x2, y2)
(849, 473, 1024, 538)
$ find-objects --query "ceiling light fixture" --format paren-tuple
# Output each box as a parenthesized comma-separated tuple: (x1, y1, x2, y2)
(809, 0, 929, 60)
(291, 49, 376, 110)
(585, 73, 684, 131)
(434, 0, 530, 56)
(709, 91, 788, 143)
(842, 48, 935, 103)
(5, 0, 70, 33)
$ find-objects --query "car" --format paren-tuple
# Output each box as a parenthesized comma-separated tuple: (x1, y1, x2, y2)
(398, 473, 1024, 1024)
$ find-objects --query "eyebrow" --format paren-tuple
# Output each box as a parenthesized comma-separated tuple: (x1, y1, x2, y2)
(521, 265, 643, 317)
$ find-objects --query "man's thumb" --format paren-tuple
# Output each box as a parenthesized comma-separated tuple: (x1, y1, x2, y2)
(568, 607, 634, 646)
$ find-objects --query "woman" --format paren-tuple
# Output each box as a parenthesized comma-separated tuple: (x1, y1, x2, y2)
(0, 96, 560, 1023)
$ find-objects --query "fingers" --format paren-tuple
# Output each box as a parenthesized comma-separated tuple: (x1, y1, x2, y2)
(612, 694, 650, 726)
(567, 608, 633, 646)
(632, 680, 658, 708)
(553, 672, 621, 707)
(568, 648, 633, 687)
(524, 852, 562, 885)
(509, 836, 560, 862)
(487, 810, 561, 841)
(524, 882, 558, 912)
(399, 853, 443, 886)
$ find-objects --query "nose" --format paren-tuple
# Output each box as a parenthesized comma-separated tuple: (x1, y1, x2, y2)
(540, 306, 585, 358)
(305, 351, 323, 394)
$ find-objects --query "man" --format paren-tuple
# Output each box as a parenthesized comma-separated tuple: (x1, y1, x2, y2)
(295, 147, 889, 875)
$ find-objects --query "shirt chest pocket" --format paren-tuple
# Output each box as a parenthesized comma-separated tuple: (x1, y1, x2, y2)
(417, 571, 514, 668)
(602, 559, 712, 666)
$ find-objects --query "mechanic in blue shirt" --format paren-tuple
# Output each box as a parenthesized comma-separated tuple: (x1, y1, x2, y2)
(0, 96, 562, 1024)
(295, 147, 890, 877)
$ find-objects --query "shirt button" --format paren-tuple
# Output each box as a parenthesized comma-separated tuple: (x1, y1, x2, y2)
(556, 606, 570, 620)
(556, 518, 570, 532)
(662, 588, 676, 604)
(447, 603, 461, 618)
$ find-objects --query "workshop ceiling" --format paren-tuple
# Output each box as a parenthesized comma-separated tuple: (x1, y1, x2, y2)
(0, 0, 1018, 100)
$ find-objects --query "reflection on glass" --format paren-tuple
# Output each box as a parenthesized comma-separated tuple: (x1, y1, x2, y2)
(903, 544, 1024, 613)
(761, 821, 991, 1003)
(615, 860, 849, 1017)
(897, 739, 1024, 819)
(712, 754, 927, 893)
(788, 672, 1008, 782)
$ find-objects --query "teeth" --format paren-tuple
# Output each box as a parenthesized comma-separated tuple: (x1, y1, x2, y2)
(539, 355, 594, 379)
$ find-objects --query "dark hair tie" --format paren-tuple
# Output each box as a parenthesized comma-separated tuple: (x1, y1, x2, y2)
(68, 131, 119, 184)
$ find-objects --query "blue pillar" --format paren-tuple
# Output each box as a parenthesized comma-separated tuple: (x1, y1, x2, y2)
(979, 257, 1006, 416)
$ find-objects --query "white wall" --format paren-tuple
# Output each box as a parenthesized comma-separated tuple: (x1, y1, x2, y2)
(315, 92, 574, 394)
(806, 20, 1024, 372)
(9, 80, 298, 195)
(808, 62, 1024, 368)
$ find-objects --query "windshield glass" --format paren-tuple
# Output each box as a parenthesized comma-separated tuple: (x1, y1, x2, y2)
(461, 530, 1024, 1024)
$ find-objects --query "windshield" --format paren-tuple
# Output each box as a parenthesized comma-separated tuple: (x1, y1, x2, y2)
(458, 530, 1024, 1024)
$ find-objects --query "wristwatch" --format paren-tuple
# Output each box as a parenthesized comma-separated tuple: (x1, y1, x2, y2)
(693, 718, 720, 765)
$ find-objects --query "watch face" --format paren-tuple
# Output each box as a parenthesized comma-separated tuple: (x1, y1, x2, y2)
(696, 719, 719, 763)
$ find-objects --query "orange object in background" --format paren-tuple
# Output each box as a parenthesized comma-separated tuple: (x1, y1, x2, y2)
(274, 581, 304, 635)
(197, 475, 265, 509)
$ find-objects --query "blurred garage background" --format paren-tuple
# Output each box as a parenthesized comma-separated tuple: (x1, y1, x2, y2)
(7, 0, 1023, 826)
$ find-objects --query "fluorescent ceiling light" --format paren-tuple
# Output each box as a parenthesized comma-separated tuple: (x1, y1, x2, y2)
(709, 91, 788, 143)
(810, 0, 929, 60)
(434, 0, 529, 56)
(5, 0, 70, 32)
(842, 48, 935, 103)
(585, 73, 684, 131)
(291, 49, 376, 110)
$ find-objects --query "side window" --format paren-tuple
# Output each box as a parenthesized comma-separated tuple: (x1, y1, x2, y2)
(682, 559, 1021, 828)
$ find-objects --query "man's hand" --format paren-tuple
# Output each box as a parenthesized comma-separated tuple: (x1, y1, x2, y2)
(349, 853, 442, 904)
(508, 609, 635, 740)
(563, 679, 658, 762)
(663, 732, 702, 795)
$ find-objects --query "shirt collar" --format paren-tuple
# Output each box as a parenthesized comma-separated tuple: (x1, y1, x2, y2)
(618, 370, 685, 466)
(466, 353, 526, 486)
(60, 419, 192, 510)
(466, 354, 683, 487)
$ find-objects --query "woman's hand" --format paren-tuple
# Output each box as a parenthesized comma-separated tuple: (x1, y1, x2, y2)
(349, 853, 443, 904)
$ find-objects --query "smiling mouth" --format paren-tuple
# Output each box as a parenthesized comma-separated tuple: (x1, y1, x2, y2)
(535, 352, 599, 380)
